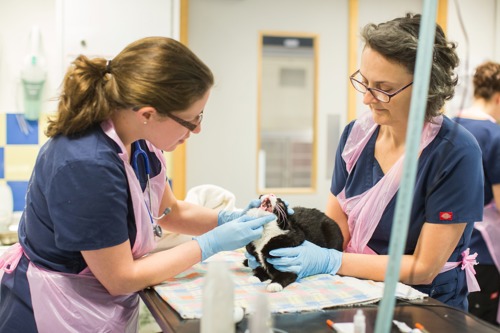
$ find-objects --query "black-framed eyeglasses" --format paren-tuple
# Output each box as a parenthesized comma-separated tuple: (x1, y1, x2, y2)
(349, 70, 413, 103)
(167, 111, 203, 132)
(133, 106, 203, 132)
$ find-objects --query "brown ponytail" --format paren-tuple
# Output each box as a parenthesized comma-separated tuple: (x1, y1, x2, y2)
(46, 37, 214, 137)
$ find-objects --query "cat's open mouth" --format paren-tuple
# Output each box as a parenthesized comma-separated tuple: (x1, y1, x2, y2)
(259, 198, 274, 213)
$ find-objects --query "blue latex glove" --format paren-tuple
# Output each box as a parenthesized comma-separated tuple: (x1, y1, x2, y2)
(195, 214, 275, 261)
(217, 210, 245, 226)
(244, 251, 260, 269)
(267, 241, 343, 279)
(218, 198, 294, 226)
(244, 199, 295, 215)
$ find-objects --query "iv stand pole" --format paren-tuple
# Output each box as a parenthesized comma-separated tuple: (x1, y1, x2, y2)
(374, 1, 438, 332)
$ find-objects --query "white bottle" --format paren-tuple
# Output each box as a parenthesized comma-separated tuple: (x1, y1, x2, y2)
(248, 293, 273, 333)
(200, 261, 235, 333)
(353, 309, 366, 333)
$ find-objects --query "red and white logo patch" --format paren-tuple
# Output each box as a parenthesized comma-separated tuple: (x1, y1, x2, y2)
(439, 212, 453, 221)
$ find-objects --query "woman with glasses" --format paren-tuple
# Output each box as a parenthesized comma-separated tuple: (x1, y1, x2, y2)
(0, 37, 275, 332)
(267, 13, 484, 310)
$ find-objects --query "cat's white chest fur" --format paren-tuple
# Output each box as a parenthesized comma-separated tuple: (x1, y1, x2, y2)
(246, 208, 288, 259)
(245, 203, 291, 292)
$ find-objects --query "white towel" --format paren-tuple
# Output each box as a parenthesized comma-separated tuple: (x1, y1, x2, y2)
(154, 184, 237, 251)
(184, 184, 237, 211)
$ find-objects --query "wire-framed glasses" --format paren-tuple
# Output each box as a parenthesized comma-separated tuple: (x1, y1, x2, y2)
(349, 70, 413, 103)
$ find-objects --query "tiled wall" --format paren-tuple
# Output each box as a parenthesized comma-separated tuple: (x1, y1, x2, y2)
(0, 113, 176, 213)
(0, 113, 49, 212)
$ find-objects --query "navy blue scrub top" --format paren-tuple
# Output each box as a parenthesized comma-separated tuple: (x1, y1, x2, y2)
(453, 118, 500, 266)
(0, 125, 163, 332)
(331, 116, 484, 310)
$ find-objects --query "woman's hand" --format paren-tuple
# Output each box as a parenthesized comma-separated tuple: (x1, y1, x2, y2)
(267, 241, 343, 279)
(195, 214, 275, 261)
(244, 251, 260, 269)
(218, 198, 294, 226)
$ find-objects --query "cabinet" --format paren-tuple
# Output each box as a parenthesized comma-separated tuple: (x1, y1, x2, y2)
(261, 133, 312, 188)
(60, 0, 178, 70)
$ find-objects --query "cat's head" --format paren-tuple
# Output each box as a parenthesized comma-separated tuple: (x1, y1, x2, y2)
(258, 194, 291, 229)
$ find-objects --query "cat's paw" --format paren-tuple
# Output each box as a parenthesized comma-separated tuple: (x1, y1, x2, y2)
(266, 282, 284, 292)
(248, 276, 262, 283)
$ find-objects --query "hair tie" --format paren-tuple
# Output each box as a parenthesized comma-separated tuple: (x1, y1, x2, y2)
(105, 60, 112, 74)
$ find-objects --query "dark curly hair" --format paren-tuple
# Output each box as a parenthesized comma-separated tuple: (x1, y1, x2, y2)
(360, 13, 460, 121)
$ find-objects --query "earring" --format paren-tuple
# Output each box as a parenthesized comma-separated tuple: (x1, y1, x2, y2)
(143, 121, 147, 125)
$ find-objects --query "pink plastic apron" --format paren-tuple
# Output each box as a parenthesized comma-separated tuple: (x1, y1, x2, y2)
(0, 119, 166, 333)
(336, 112, 479, 292)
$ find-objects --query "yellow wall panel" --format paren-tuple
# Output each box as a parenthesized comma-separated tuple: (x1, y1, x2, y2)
(4, 145, 38, 180)
(38, 113, 51, 145)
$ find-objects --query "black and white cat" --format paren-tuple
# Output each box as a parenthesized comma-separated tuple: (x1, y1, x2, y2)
(243, 194, 344, 292)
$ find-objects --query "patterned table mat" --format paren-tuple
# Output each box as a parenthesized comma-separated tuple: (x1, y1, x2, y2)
(154, 251, 427, 319)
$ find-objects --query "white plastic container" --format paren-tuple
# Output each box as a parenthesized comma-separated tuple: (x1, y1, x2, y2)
(200, 261, 235, 333)
(248, 292, 273, 333)
(353, 309, 366, 333)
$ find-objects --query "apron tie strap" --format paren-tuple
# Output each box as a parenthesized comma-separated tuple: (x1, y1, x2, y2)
(0, 243, 23, 274)
(440, 248, 480, 292)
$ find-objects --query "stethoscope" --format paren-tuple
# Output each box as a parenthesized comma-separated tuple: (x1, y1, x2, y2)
(132, 141, 171, 238)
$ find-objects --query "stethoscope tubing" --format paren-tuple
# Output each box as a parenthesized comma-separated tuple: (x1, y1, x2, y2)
(132, 141, 170, 237)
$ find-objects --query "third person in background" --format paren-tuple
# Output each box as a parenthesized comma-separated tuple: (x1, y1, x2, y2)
(454, 61, 500, 325)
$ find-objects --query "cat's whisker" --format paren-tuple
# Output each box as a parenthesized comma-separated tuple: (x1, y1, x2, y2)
(275, 205, 288, 228)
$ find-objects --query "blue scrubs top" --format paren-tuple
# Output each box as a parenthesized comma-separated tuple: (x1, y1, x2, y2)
(453, 118, 500, 266)
(331, 116, 484, 310)
(0, 125, 162, 332)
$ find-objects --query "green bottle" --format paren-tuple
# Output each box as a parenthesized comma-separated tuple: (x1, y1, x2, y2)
(21, 26, 46, 121)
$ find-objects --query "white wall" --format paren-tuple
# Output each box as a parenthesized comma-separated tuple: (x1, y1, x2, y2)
(446, 0, 500, 114)
(186, 0, 422, 209)
(186, 0, 349, 209)
(0, 0, 177, 116)
(186, 0, 499, 210)
(0, 0, 58, 114)
(1, 0, 498, 210)
(497, 1, 500, 59)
